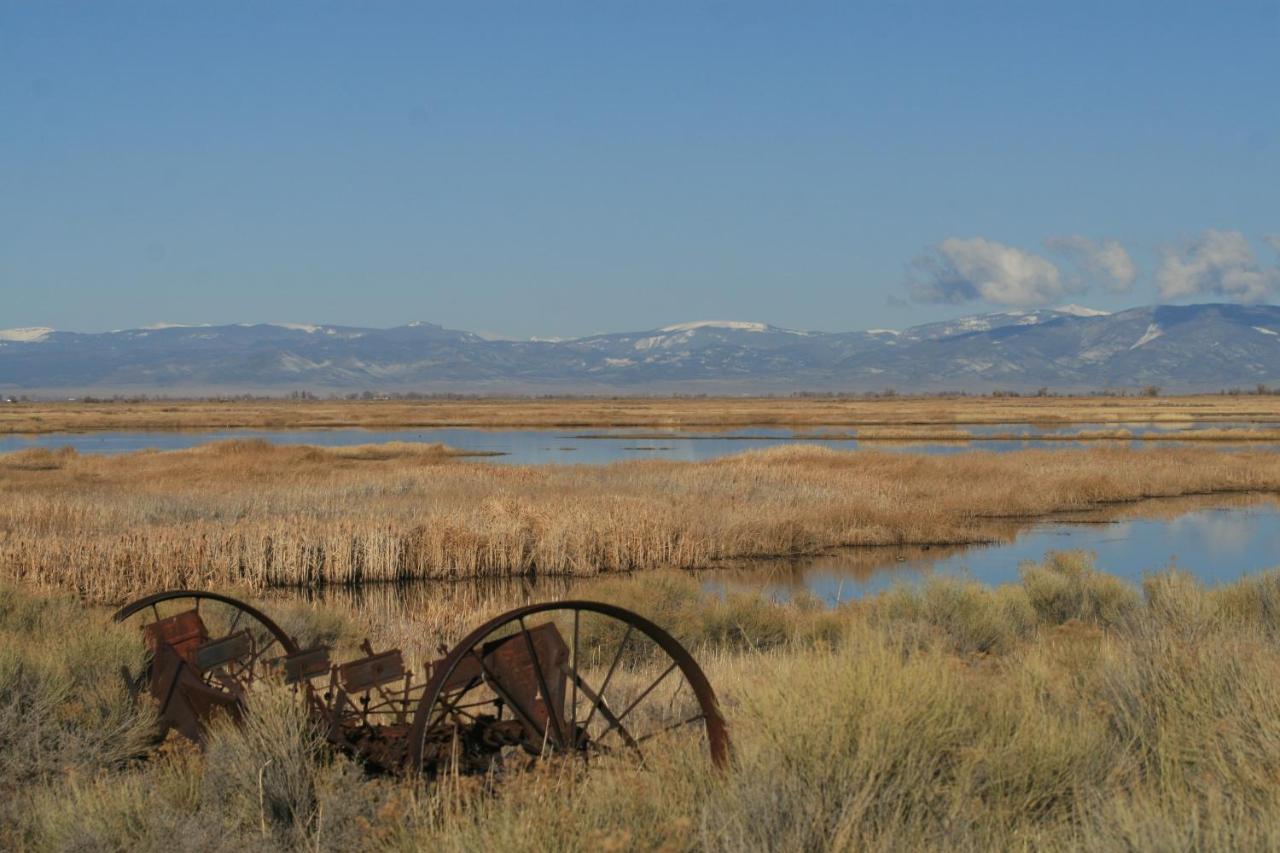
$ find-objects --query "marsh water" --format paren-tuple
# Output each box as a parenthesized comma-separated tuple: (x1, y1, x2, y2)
(286, 497, 1280, 614)
(5, 421, 1280, 464)
(9, 426, 1280, 605)
(714, 499, 1280, 604)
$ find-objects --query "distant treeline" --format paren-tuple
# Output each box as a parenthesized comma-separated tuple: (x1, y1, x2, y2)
(8, 384, 1280, 404)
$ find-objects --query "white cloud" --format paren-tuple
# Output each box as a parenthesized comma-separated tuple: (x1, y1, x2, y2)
(1156, 230, 1280, 303)
(909, 237, 1064, 307)
(1046, 235, 1137, 292)
(1266, 234, 1280, 254)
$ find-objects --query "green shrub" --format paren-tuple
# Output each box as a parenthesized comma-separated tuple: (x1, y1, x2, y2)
(873, 576, 1034, 654)
(1020, 550, 1140, 629)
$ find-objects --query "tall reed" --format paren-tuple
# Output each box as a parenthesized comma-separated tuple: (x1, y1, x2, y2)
(8, 393, 1280, 434)
(5, 440, 1280, 601)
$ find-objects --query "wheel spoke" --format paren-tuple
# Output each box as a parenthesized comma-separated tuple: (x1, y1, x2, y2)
(467, 649, 545, 749)
(580, 624, 632, 735)
(227, 603, 244, 633)
(421, 683, 483, 732)
(567, 669, 640, 753)
(247, 635, 279, 671)
(407, 602, 728, 776)
(433, 695, 483, 724)
(597, 661, 678, 745)
(635, 714, 706, 745)
(569, 609, 580, 747)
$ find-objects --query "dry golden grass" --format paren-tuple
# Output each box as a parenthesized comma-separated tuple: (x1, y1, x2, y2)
(8, 393, 1280, 434)
(5, 438, 1280, 602)
(576, 425, 1280, 442)
(855, 426, 1280, 442)
(10, 555, 1280, 850)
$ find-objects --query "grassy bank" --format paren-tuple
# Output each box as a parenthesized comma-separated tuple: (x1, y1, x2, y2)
(8, 394, 1280, 434)
(5, 441, 1280, 601)
(5, 553, 1280, 850)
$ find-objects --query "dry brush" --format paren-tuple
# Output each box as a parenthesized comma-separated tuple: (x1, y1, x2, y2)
(4, 439, 1280, 601)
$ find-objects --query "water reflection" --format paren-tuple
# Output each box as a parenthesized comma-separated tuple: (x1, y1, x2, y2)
(708, 496, 1280, 604)
(278, 574, 575, 613)
(256, 496, 1280, 616)
(5, 422, 1280, 464)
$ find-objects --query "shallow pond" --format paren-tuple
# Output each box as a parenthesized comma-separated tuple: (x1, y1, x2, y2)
(714, 499, 1280, 605)
(282, 498, 1280, 616)
(5, 421, 1280, 464)
(0, 426, 852, 463)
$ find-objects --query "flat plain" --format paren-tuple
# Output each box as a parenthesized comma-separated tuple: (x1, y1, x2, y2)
(6, 397, 1280, 850)
(8, 393, 1280, 433)
(5, 438, 1280, 601)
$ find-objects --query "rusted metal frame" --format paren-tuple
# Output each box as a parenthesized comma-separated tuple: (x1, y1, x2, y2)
(408, 600, 730, 773)
(209, 669, 245, 697)
(465, 649, 548, 750)
(280, 647, 331, 684)
(595, 661, 679, 747)
(227, 604, 245, 634)
(417, 679, 485, 737)
(119, 664, 143, 701)
(116, 589, 302, 745)
(569, 609, 580, 745)
(312, 671, 360, 749)
(193, 631, 253, 670)
(303, 683, 333, 726)
(219, 633, 278, 688)
(431, 697, 485, 726)
(158, 655, 188, 717)
(319, 668, 366, 729)
(360, 690, 412, 716)
(635, 713, 707, 744)
(565, 669, 640, 753)
(578, 624, 633, 741)
(429, 694, 497, 725)
(329, 688, 357, 742)
(113, 591, 299, 657)
(394, 671, 415, 724)
(517, 616, 566, 749)
(242, 635, 280, 683)
(357, 677, 410, 725)
(437, 695, 496, 713)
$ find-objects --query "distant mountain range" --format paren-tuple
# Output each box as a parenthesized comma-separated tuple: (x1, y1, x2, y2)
(5, 303, 1280, 395)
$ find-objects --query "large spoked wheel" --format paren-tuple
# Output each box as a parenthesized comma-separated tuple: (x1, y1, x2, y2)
(406, 601, 730, 776)
(113, 590, 300, 741)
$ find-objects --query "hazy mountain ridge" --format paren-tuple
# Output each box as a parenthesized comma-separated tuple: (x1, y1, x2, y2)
(4, 305, 1280, 394)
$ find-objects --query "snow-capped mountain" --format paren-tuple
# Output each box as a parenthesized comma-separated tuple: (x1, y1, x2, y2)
(3, 305, 1280, 394)
(0, 327, 55, 343)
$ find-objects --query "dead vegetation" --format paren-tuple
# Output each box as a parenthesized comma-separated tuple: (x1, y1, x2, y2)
(4, 439, 1280, 602)
(8, 554, 1280, 850)
(8, 394, 1280, 434)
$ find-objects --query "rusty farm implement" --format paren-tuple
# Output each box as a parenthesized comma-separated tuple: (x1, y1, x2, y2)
(114, 590, 730, 776)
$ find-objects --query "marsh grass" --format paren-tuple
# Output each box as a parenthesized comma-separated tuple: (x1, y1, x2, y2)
(9, 394, 1280, 434)
(5, 440, 1280, 602)
(7, 552, 1280, 849)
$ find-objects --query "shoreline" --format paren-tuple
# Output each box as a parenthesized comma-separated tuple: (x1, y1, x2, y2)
(6, 440, 1280, 602)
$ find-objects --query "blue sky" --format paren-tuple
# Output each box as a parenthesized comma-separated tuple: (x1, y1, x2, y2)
(3, 2, 1277, 338)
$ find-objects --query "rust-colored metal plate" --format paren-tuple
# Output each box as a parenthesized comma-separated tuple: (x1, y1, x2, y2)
(143, 609, 208, 661)
(117, 590, 731, 776)
(281, 647, 331, 684)
(340, 649, 405, 692)
(481, 623, 569, 734)
(192, 630, 252, 670)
